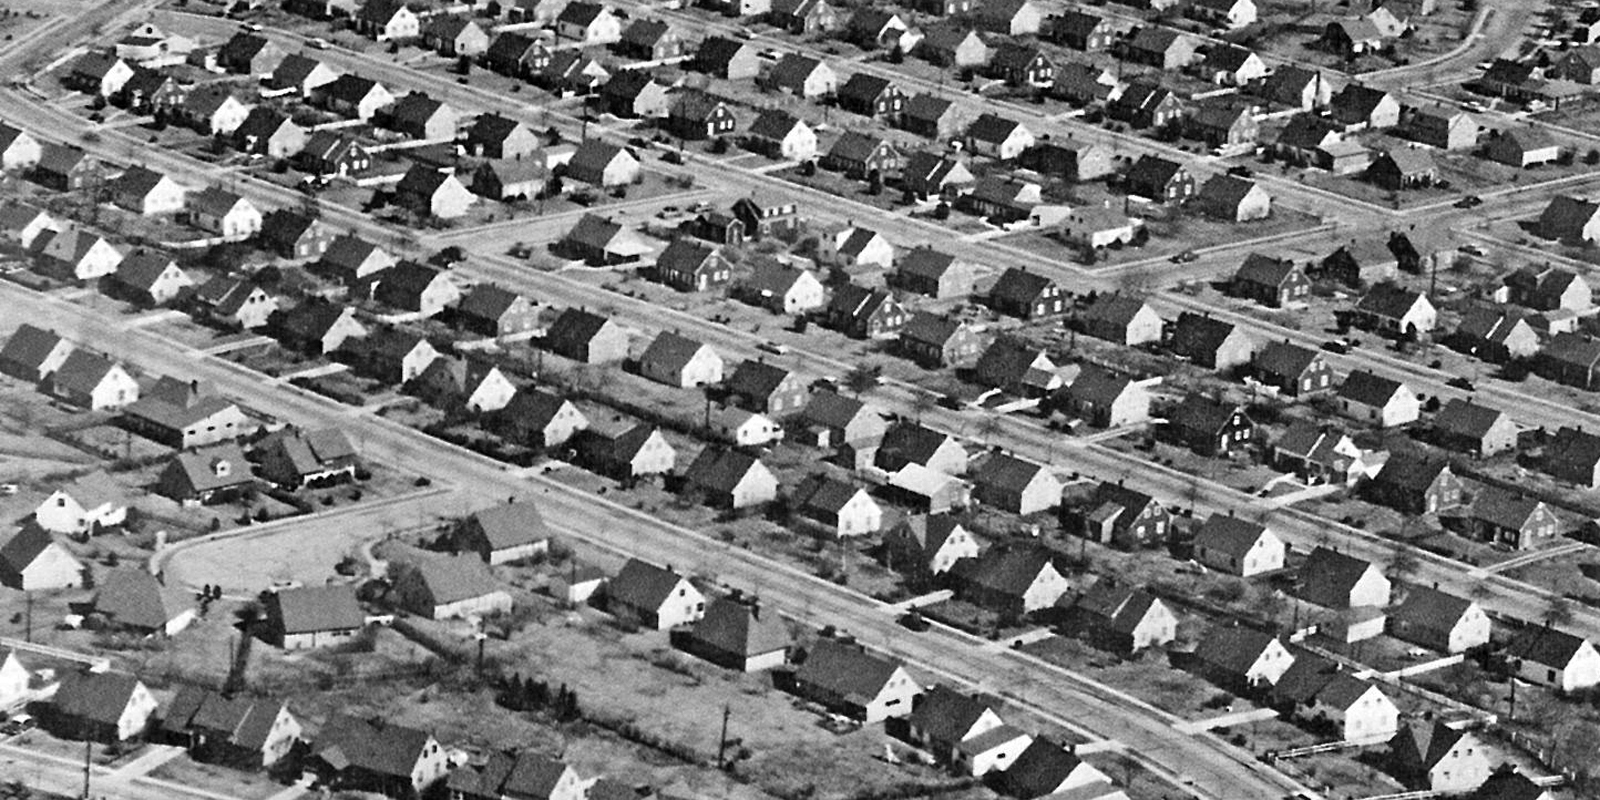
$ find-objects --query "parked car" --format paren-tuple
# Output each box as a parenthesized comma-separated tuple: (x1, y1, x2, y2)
(1455, 195, 1482, 209)
(1, 714, 35, 736)
(1320, 339, 1349, 354)
(898, 610, 930, 632)
(1170, 249, 1198, 264)
(1446, 376, 1475, 391)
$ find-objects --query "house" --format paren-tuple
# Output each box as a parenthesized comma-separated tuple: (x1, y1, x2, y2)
(1198, 44, 1267, 85)
(1053, 10, 1115, 50)
(545, 307, 630, 364)
(615, 18, 682, 61)
(1388, 587, 1490, 653)
(973, 338, 1062, 398)
(538, 47, 609, 93)
(0, 124, 40, 171)
(0, 526, 84, 591)
(1538, 332, 1600, 389)
(1433, 398, 1519, 457)
(1020, 139, 1113, 182)
(0, 202, 58, 249)
(497, 389, 589, 448)
(635, 331, 721, 389)
(297, 131, 372, 179)
(354, 330, 440, 386)
(900, 152, 976, 200)
(463, 114, 541, 162)
(413, 357, 515, 413)
(1080, 294, 1162, 347)
(312, 235, 395, 288)
(1059, 365, 1151, 429)
(471, 158, 546, 201)
(1170, 312, 1255, 370)
(899, 313, 983, 368)
(422, 15, 489, 56)
(1165, 394, 1255, 456)
(1336, 370, 1419, 427)
(1546, 426, 1600, 488)
(792, 475, 883, 538)
(1403, 104, 1478, 150)
(797, 390, 887, 454)
(1231, 254, 1309, 309)
(1451, 306, 1539, 363)
(0, 324, 73, 383)
(825, 284, 908, 339)
(356, 0, 420, 39)
(737, 261, 826, 315)
(794, 639, 919, 721)
(1366, 148, 1438, 190)
(393, 165, 475, 221)
(448, 751, 583, 800)
(1365, 453, 1463, 514)
(988, 268, 1064, 319)
(769, 0, 839, 34)
(877, 422, 968, 475)
(482, 32, 549, 76)
(908, 687, 1032, 776)
(1319, 239, 1398, 287)
(606, 558, 705, 629)
(682, 597, 789, 670)
(1193, 515, 1284, 576)
(744, 110, 817, 162)
(389, 552, 513, 620)
(1249, 337, 1332, 398)
(386, 93, 459, 142)
(683, 448, 778, 509)
(882, 515, 979, 575)
(45, 671, 157, 742)
(311, 715, 448, 795)
(155, 443, 255, 504)
(1002, 739, 1114, 799)
(1274, 114, 1344, 166)
(1070, 481, 1169, 548)
(277, 299, 369, 357)
(371, 261, 460, 320)
(902, 94, 966, 140)
(651, 240, 728, 295)
(254, 426, 359, 489)
(1109, 82, 1187, 130)
(1125, 155, 1195, 203)
(266, 54, 339, 97)
(955, 544, 1069, 616)
(556, 1, 622, 43)
(1505, 265, 1592, 311)
(175, 86, 251, 135)
(722, 362, 806, 419)
(1351, 284, 1436, 337)
(90, 568, 192, 636)
(159, 686, 300, 767)
(1322, 17, 1385, 55)
(1190, 0, 1256, 28)
(579, 423, 676, 479)
(917, 23, 989, 68)
(837, 74, 906, 122)
(977, 0, 1041, 36)
(1185, 102, 1259, 149)
(120, 379, 248, 449)
(711, 403, 780, 445)
(1272, 422, 1369, 486)
(65, 51, 134, 97)
(822, 132, 901, 179)
(47, 351, 138, 410)
(1055, 63, 1119, 107)
(1505, 627, 1600, 692)
(33, 226, 122, 282)
(762, 53, 836, 98)
(1473, 773, 1554, 800)
(1297, 676, 1398, 743)
(111, 166, 187, 216)
(1298, 547, 1390, 608)
(969, 453, 1061, 516)
(1197, 175, 1271, 222)
(966, 113, 1035, 160)
(261, 585, 365, 649)
(113, 251, 192, 306)
(1554, 44, 1600, 83)
(731, 193, 801, 240)
(666, 89, 737, 140)
(693, 36, 760, 80)
(1391, 722, 1491, 793)
(1194, 625, 1294, 688)
(1331, 84, 1402, 129)
(218, 32, 283, 76)
(259, 209, 333, 259)
(1124, 26, 1198, 69)
(1466, 489, 1559, 550)
(1063, 206, 1141, 250)
(820, 226, 893, 270)
(560, 214, 651, 266)
(1068, 582, 1176, 652)
(896, 222, 991, 282)
(454, 285, 537, 339)
(315, 74, 395, 121)
(846, 8, 909, 49)
(186, 187, 261, 242)
(32, 143, 103, 192)
(950, 173, 1043, 225)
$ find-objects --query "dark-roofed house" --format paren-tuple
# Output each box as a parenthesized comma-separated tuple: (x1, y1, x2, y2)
(966, 113, 1035, 160)
(639, 330, 723, 388)
(497, 389, 589, 449)
(1170, 312, 1255, 370)
(899, 313, 983, 369)
(156, 443, 255, 504)
(901, 93, 966, 140)
(1391, 721, 1491, 793)
(0, 324, 74, 383)
(455, 285, 538, 339)
(559, 214, 652, 266)
(683, 448, 778, 509)
(909, 686, 1032, 776)
(969, 453, 1061, 516)
(1272, 423, 1366, 486)
(1336, 370, 1419, 427)
(825, 284, 908, 339)
(1331, 83, 1401, 130)
(385, 92, 460, 141)
(255, 426, 359, 489)
(186, 187, 261, 242)
(1165, 394, 1254, 456)
(1125, 154, 1194, 203)
(974, 339, 1063, 398)
(1538, 332, 1600, 390)
(563, 140, 640, 187)
(900, 151, 976, 201)
(1108, 81, 1186, 130)
(297, 131, 371, 178)
(1365, 453, 1463, 514)
(882, 515, 979, 576)
(389, 551, 513, 619)
(1299, 546, 1390, 608)
(877, 421, 967, 475)
(836, 73, 906, 121)
(792, 474, 884, 538)
(1067, 582, 1176, 652)
(608, 558, 705, 629)
(1068, 481, 1169, 548)
(1001, 738, 1113, 799)
(1506, 627, 1600, 692)
(989, 268, 1065, 319)
(793, 639, 919, 722)
(267, 53, 338, 97)
(1388, 587, 1491, 653)
(1433, 398, 1518, 457)
(454, 501, 551, 565)
(161, 685, 301, 767)
(311, 715, 448, 795)
(743, 109, 817, 162)
(1081, 293, 1163, 347)
(797, 391, 887, 454)
(578, 422, 675, 479)
(1197, 174, 1271, 223)
(1058, 364, 1151, 429)
(726, 359, 806, 415)
(1451, 306, 1538, 363)
(1545, 426, 1600, 488)
(916, 23, 989, 68)
(1504, 265, 1592, 311)
(464, 114, 542, 161)
(893, 248, 979, 300)
(192, 275, 277, 330)
(218, 32, 284, 76)
(0, 526, 84, 591)
(682, 597, 789, 670)
(32, 143, 103, 192)
(422, 15, 489, 56)
(1465, 488, 1558, 550)
(447, 750, 582, 800)
(1193, 625, 1294, 689)
(1485, 127, 1562, 168)
(1319, 239, 1399, 288)
(1252, 340, 1332, 397)
(259, 209, 333, 259)
(769, 0, 839, 35)
(1193, 515, 1284, 576)
(1186, 101, 1257, 150)
(556, 1, 622, 43)
(47, 350, 139, 410)
(762, 53, 837, 98)
(616, 18, 683, 60)
(373, 261, 461, 319)
(544, 307, 629, 364)
(693, 36, 760, 80)
(45, 670, 157, 742)
(313, 74, 394, 121)
(822, 131, 900, 179)
(393, 165, 475, 220)
(1537, 195, 1600, 242)
(264, 585, 365, 649)
(1366, 147, 1438, 190)
(120, 380, 248, 449)
(666, 88, 737, 140)
(1052, 10, 1115, 50)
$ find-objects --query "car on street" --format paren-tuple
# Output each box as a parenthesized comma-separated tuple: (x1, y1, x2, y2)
(898, 610, 930, 632)
(1226, 165, 1253, 178)
(757, 340, 789, 355)
(1455, 195, 1482, 209)
(1446, 376, 1475, 391)
(1320, 339, 1349, 354)
(1170, 250, 1198, 264)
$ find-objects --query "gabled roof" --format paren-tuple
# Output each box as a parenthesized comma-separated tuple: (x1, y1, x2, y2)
(1373, 147, 1436, 176)
(837, 72, 895, 105)
(990, 267, 1053, 305)
(1172, 312, 1243, 357)
(1394, 721, 1472, 771)
(457, 284, 527, 322)
(900, 312, 965, 348)
(610, 557, 690, 611)
(546, 306, 615, 351)
(827, 130, 893, 163)
(52, 670, 143, 725)
(727, 359, 795, 400)
(1193, 515, 1270, 561)
(313, 715, 431, 778)
(1066, 363, 1133, 406)
(0, 526, 64, 574)
(1336, 369, 1407, 407)
(1082, 292, 1154, 328)
(1391, 586, 1475, 632)
(1075, 582, 1161, 635)
(878, 422, 958, 467)
(52, 350, 123, 398)
(1370, 451, 1450, 492)
(1434, 398, 1508, 440)
(967, 112, 1023, 144)
(904, 92, 955, 121)
(908, 685, 995, 745)
(684, 447, 766, 494)
(1168, 394, 1245, 435)
(1, 324, 70, 375)
(1469, 487, 1548, 532)
(888, 515, 968, 556)
(467, 501, 550, 551)
(1507, 625, 1592, 668)
(1276, 113, 1341, 149)
(1194, 625, 1281, 674)
(767, 53, 829, 90)
(795, 639, 907, 701)
(1254, 340, 1320, 378)
(1126, 154, 1185, 190)
(640, 330, 711, 374)
(1002, 738, 1097, 798)
(959, 543, 1055, 598)
(792, 474, 868, 515)
(1298, 546, 1380, 607)
(93, 568, 185, 631)
(747, 108, 806, 141)
(1204, 44, 1259, 72)
(689, 597, 789, 657)
(165, 442, 253, 495)
(397, 552, 504, 605)
(1198, 174, 1262, 210)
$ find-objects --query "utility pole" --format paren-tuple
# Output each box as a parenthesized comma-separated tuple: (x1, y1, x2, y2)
(1508, 676, 1517, 721)
(716, 704, 732, 768)
(81, 722, 91, 800)
(24, 591, 31, 643)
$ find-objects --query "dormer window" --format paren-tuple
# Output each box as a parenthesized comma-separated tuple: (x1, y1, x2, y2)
(213, 459, 232, 477)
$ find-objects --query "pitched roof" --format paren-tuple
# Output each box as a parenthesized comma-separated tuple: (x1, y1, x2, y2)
(990, 267, 1054, 305)
(1235, 253, 1298, 286)
(1167, 394, 1244, 435)
(51, 350, 122, 398)
(1336, 369, 1407, 407)
(960, 544, 1056, 597)
(689, 597, 790, 657)
(795, 639, 907, 701)
(792, 474, 867, 515)
(1194, 625, 1280, 674)
(1, 324, 69, 375)
(640, 330, 710, 374)
(52, 670, 143, 725)
(271, 584, 364, 634)
(1370, 451, 1450, 492)
(398, 552, 505, 605)
(1198, 174, 1261, 210)
(0, 526, 63, 574)
(313, 714, 431, 778)
(907, 685, 995, 745)
(1002, 738, 1096, 798)
(727, 359, 794, 400)
(1193, 515, 1269, 561)
(467, 501, 550, 551)
(1354, 283, 1425, 319)
(1434, 398, 1508, 440)
(1298, 546, 1380, 607)
(747, 108, 806, 141)
(967, 112, 1023, 144)
(1066, 363, 1133, 406)
(610, 557, 689, 611)
(1172, 312, 1243, 357)
(767, 53, 828, 90)
(1074, 582, 1161, 635)
(1390, 586, 1474, 632)
(1394, 721, 1471, 771)
(684, 447, 765, 494)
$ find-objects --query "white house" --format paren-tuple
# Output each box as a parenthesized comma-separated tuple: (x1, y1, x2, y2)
(1336, 371, 1419, 428)
(1506, 628, 1600, 692)
(609, 558, 706, 629)
(711, 407, 783, 447)
(34, 471, 126, 536)
(1309, 677, 1399, 743)
(1192, 515, 1284, 577)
